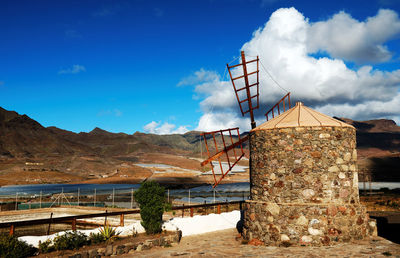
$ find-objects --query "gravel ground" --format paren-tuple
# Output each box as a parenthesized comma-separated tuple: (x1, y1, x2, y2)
(121, 228, 400, 257)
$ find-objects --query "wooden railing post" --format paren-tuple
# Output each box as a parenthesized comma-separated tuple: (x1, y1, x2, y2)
(47, 212, 53, 235)
(120, 214, 124, 226)
(104, 210, 108, 226)
(190, 208, 194, 217)
(9, 224, 14, 236)
(217, 204, 221, 214)
(72, 218, 76, 231)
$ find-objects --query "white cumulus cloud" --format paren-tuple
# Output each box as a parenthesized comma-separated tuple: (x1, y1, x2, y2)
(307, 9, 400, 63)
(143, 121, 190, 135)
(178, 68, 220, 87)
(185, 7, 400, 132)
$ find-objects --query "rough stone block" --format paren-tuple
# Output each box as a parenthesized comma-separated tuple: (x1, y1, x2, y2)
(326, 205, 337, 216)
(88, 249, 98, 258)
(280, 234, 290, 241)
(328, 166, 339, 172)
(319, 133, 330, 138)
(97, 248, 105, 256)
(266, 203, 280, 216)
(296, 215, 308, 226)
(116, 245, 125, 255)
(300, 235, 312, 244)
(105, 245, 113, 256)
(302, 189, 315, 199)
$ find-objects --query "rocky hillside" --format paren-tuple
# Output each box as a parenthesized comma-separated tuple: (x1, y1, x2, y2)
(0, 107, 205, 159)
(335, 117, 400, 152)
(0, 107, 94, 159)
(336, 117, 400, 181)
(0, 107, 399, 183)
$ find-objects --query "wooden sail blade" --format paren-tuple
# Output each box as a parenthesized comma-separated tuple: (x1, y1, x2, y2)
(227, 51, 259, 129)
(200, 135, 249, 167)
(265, 92, 291, 121)
(200, 128, 248, 188)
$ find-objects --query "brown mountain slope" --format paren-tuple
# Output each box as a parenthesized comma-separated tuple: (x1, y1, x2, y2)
(337, 117, 400, 133)
(335, 117, 400, 154)
(336, 117, 400, 182)
(0, 107, 399, 185)
(0, 109, 94, 158)
(0, 107, 206, 185)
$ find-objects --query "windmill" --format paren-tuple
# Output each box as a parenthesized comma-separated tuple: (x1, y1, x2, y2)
(200, 51, 291, 187)
(200, 52, 376, 246)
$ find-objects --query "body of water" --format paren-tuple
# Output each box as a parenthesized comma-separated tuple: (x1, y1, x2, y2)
(1, 181, 399, 200)
(0, 183, 140, 197)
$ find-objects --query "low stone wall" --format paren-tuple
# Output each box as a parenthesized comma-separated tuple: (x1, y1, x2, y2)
(242, 201, 377, 246)
(53, 230, 182, 258)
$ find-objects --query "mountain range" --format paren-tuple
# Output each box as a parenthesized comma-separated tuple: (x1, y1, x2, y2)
(0, 107, 399, 185)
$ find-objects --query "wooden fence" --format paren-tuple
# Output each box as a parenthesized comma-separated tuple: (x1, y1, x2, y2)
(0, 200, 244, 235)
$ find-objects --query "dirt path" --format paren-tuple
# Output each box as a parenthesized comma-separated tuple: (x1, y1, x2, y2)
(121, 228, 400, 257)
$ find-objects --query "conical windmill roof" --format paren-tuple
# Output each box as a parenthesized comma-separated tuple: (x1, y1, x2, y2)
(252, 102, 354, 131)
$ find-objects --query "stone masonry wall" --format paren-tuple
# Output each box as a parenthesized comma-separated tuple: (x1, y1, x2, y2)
(243, 126, 376, 246)
(250, 126, 359, 204)
(242, 202, 375, 246)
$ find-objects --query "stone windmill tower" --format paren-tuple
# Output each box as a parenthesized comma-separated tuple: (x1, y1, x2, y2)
(200, 52, 376, 246)
(242, 102, 376, 246)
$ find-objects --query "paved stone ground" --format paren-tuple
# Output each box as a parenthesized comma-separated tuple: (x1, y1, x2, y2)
(121, 229, 400, 257)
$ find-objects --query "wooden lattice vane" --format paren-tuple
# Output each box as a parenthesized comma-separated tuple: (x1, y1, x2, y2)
(227, 51, 259, 129)
(200, 51, 292, 187)
(200, 128, 248, 188)
(265, 92, 291, 121)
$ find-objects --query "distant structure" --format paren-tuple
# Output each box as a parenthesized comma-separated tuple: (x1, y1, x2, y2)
(242, 102, 377, 245)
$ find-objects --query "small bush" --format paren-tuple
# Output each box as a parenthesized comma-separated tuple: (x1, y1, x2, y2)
(89, 232, 106, 244)
(89, 225, 120, 244)
(0, 234, 37, 258)
(134, 181, 168, 234)
(38, 239, 54, 253)
(53, 231, 89, 251)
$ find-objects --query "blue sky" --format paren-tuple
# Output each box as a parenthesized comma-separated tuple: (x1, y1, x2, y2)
(1, 0, 400, 134)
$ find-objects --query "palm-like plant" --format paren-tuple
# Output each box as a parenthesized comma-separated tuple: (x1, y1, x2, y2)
(98, 225, 120, 241)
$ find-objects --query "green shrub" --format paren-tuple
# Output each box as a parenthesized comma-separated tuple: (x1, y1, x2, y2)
(134, 181, 168, 234)
(89, 225, 120, 244)
(0, 234, 37, 258)
(89, 232, 106, 244)
(99, 225, 120, 240)
(38, 239, 54, 253)
(53, 231, 89, 251)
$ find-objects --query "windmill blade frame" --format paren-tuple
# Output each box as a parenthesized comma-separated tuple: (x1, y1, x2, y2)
(200, 128, 247, 188)
(227, 51, 259, 129)
(265, 92, 292, 121)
